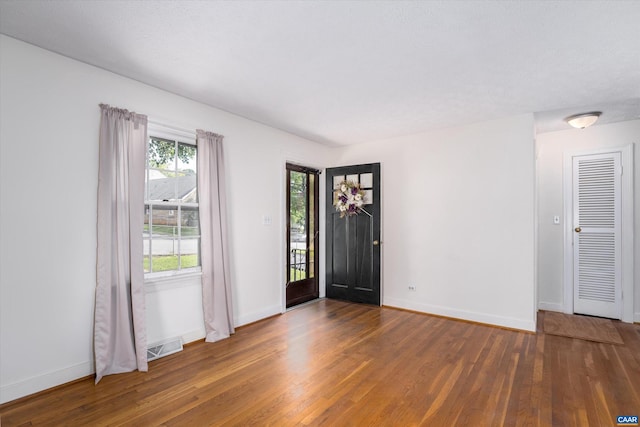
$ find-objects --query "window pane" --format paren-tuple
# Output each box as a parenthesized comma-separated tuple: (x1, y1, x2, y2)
(148, 204, 178, 272)
(148, 173, 177, 202)
(150, 205, 179, 239)
(151, 250, 179, 273)
(182, 205, 200, 237)
(148, 138, 175, 169)
(144, 204, 151, 235)
(148, 173, 197, 203)
(177, 143, 197, 172)
(181, 237, 200, 269)
(149, 173, 198, 203)
(143, 239, 151, 273)
(177, 143, 198, 203)
(176, 144, 195, 167)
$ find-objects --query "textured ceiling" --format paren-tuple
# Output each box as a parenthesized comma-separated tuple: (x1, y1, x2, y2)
(1, 1, 639, 145)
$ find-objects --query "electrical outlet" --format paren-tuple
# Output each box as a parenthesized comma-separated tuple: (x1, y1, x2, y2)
(408, 285, 416, 291)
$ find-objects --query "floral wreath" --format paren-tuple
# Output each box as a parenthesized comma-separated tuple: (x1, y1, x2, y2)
(334, 180, 366, 217)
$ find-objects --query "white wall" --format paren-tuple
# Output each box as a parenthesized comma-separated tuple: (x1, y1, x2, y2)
(333, 114, 537, 331)
(0, 35, 330, 403)
(536, 120, 639, 320)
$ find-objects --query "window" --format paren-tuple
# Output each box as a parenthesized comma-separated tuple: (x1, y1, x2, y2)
(144, 130, 200, 276)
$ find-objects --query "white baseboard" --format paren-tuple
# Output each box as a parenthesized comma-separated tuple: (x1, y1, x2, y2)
(384, 297, 536, 332)
(234, 304, 282, 328)
(0, 361, 93, 405)
(634, 312, 640, 323)
(181, 328, 206, 344)
(538, 302, 564, 312)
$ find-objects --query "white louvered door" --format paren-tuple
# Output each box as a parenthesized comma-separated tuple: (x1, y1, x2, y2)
(572, 152, 622, 319)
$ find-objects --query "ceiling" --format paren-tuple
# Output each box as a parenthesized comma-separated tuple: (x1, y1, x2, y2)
(1, 1, 639, 146)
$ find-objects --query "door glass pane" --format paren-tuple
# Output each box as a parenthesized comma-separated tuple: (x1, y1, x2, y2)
(290, 171, 307, 282)
(308, 174, 315, 279)
(363, 189, 373, 205)
(346, 174, 358, 184)
(333, 175, 345, 189)
(360, 173, 373, 188)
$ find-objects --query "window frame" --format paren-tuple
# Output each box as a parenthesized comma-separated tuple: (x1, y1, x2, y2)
(144, 122, 202, 281)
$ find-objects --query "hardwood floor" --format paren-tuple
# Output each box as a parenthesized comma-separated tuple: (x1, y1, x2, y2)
(2, 299, 639, 426)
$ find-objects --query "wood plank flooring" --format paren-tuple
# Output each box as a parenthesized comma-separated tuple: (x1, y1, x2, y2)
(1, 299, 639, 426)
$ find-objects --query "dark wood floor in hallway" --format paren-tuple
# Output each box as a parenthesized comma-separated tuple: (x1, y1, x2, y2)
(2, 299, 639, 426)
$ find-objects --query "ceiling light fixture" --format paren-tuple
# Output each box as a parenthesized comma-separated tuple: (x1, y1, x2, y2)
(564, 111, 602, 129)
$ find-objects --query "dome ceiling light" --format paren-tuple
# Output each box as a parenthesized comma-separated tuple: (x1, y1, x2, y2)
(564, 112, 602, 129)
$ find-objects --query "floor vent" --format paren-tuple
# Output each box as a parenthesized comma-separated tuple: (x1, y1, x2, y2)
(147, 337, 183, 361)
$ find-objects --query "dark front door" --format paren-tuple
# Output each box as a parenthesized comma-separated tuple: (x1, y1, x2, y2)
(326, 163, 381, 305)
(286, 163, 320, 308)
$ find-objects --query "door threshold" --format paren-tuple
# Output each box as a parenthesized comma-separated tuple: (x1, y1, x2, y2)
(286, 297, 323, 312)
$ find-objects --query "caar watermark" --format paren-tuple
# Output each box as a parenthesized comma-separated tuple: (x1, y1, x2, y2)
(617, 415, 639, 425)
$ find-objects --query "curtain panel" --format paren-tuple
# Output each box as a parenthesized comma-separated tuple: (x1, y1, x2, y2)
(196, 130, 235, 342)
(94, 104, 148, 383)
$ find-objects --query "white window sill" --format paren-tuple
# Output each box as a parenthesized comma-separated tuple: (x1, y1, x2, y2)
(144, 269, 202, 294)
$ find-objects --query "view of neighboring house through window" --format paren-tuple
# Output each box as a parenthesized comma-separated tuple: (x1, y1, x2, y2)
(144, 135, 200, 275)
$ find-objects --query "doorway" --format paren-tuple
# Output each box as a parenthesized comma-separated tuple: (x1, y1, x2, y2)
(285, 163, 319, 308)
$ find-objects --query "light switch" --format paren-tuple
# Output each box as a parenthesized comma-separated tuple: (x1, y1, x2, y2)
(262, 215, 272, 226)
(553, 215, 560, 225)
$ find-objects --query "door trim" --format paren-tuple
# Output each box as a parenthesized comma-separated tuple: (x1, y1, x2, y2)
(562, 144, 634, 322)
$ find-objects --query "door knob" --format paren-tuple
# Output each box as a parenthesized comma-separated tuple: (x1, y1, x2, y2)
(575, 227, 581, 233)
(373, 240, 381, 246)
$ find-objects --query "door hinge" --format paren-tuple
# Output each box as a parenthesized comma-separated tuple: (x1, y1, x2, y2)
(619, 165, 623, 176)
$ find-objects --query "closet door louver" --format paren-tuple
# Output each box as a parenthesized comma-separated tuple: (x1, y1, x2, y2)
(572, 152, 622, 319)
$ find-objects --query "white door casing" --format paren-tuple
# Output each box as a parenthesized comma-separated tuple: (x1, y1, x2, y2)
(563, 145, 634, 322)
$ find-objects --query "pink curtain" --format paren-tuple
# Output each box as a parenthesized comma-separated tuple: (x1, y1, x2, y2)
(196, 130, 235, 342)
(94, 104, 148, 383)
